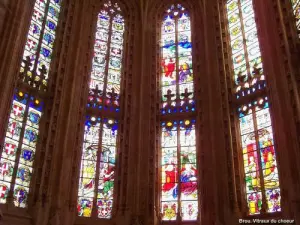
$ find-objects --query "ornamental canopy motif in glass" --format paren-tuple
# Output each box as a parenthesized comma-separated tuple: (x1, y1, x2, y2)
(161, 4, 195, 115)
(87, 2, 124, 112)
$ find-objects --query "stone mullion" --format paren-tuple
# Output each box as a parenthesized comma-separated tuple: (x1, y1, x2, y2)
(273, 1, 300, 220)
(203, 0, 236, 224)
(192, 1, 203, 223)
(253, 0, 300, 222)
(122, 11, 140, 221)
(109, 2, 141, 224)
(148, 11, 157, 223)
(214, 0, 240, 223)
(275, 0, 300, 144)
(69, 2, 96, 221)
(197, 0, 218, 224)
(153, 7, 161, 224)
(50, 1, 93, 224)
(133, 8, 150, 221)
(217, 0, 241, 221)
(30, 0, 69, 210)
(33, 1, 89, 225)
(276, 0, 300, 92)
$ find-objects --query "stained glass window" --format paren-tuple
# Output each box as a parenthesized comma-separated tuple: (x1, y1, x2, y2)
(77, 1, 124, 219)
(161, 4, 195, 115)
(226, 0, 281, 215)
(0, 0, 62, 208)
(160, 4, 198, 221)
(291, 0, 300, 35)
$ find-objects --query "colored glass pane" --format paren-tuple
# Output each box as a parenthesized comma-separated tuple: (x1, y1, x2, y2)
(1, 93, 44, 208)
(0, 0, 62, 208)
(78, 1, 124, 219)
(227, 0, 263, 84)
(239, 104, 281, 214)
(161, 5, 194, 113)
(291, 0, 300, 36)
(160, 4, 197, 222)
(88, 6, 124, 110)
(161, 121, 198, 221)
(78, 121, 118, 219)
(227, 0, 281, 215)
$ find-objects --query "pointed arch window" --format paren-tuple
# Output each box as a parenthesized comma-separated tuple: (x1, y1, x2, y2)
(291, 0, 300, 35)
(226, 0, 281, 215)
(159, 4, 198, 221)
(77, 1, 124, 219)
(0, 0, 62, 208)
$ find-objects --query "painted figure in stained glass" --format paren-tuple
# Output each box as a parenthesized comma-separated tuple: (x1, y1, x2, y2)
(101, 146, 115, 164)
(79, 3, 124, 219)
(160, 4, 197, 221)
(227, 0, 282, 215)
(180, 163, 197, 196)
(162, 163, 177, 198)
(244, 149, 260, 192)
(179, 62, 191, 83)
(162, 58, 176, 78)
(99, 163, 114, 199)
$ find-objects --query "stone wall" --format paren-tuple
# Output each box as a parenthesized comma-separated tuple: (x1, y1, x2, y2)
(0, 0, 9, 36)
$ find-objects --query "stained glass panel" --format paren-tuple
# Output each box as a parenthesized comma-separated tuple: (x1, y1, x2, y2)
(0, 0, 62, 208)
(238, 104, 281, 214)
(160, 4, 197, 222)
(161, 121, 197, 221)
(227, 0, 263, 84)
(78, 1, 124, 219)
(227, 0, 281, 215)
(161, 5, 194, 114)
(1, 93, 44, 208)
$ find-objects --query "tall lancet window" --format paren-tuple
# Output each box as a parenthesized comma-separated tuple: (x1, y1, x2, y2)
(291, 0, 300, 35)
(226, 0, 281, 215)
(159, 4, 198, 221)
(77, 1, 124, 219)
(0, 0, 62, 208)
